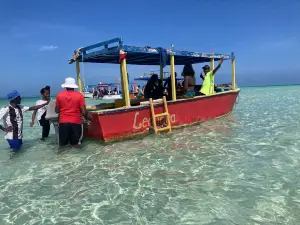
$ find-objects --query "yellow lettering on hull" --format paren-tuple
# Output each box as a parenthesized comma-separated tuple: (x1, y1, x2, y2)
(133, 112, 176, 130)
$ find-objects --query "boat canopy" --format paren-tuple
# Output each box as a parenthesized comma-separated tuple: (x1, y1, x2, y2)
(69, 37, 231, 65)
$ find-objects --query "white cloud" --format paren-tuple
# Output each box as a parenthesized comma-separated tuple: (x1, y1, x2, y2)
(39, 45, 58, 51)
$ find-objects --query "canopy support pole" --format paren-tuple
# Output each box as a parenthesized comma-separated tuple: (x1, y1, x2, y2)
(160, 65, 163, 81)
(76, 61, 83, 93)
(231, 52, 236, 90)
(170, 44, 176, 101)
(120, 57, 131, 106)
(210, 51, 214, 70)
(120, 65, 125, 101)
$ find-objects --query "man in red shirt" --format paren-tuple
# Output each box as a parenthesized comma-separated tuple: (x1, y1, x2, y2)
(55, 77, 91, 146)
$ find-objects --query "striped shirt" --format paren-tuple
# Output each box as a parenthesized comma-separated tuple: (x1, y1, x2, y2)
(0, 105, 29, 140)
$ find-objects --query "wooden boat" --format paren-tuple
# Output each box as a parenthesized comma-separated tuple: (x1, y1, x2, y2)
(69, 37, 239, 142)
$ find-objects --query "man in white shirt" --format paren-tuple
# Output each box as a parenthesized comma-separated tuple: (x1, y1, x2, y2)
(30, 86, 52, 140)
(0, 90, 49, 151)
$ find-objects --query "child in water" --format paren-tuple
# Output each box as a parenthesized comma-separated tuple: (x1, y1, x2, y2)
(0, 90, 49, 151)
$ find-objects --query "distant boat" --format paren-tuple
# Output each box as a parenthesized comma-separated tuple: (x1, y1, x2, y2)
(82, 85, 94, 98)
(215, 83, 238, 90)
(95, 83, 122, 100)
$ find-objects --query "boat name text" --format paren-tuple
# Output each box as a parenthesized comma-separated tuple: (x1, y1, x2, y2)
(133, 112, 176, 130)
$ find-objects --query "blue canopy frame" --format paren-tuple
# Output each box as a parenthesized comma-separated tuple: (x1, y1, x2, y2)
(69, 37, 232, 65)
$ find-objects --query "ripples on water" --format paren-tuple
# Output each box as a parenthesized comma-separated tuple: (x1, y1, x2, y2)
(0, 86, 300, 224)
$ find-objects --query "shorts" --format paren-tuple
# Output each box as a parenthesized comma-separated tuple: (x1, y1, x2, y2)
(186, 91, 195, 97)
(59, 123, 83, 146)
(7, 139, 23, 150)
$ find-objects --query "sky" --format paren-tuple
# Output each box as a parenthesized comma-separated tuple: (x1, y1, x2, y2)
(0, 0, 300, 96)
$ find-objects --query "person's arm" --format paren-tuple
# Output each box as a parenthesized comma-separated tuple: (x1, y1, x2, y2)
(55, 96, 60, 114)
(55, 105, 59, 114)
(200, 72, 205, 80)
(212, 58, 224, 75)
(80, 105, 92, 121)
(0, 107, 12, 132)
(79, 95, 92, 120)
(0, 125, 12, 133)
(183, 77, 189, 91)
(30, 110, 37, 127)
(26, 100, 49, 111)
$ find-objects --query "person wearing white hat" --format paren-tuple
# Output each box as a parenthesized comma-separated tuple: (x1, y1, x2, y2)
(55, 77, 91, 146)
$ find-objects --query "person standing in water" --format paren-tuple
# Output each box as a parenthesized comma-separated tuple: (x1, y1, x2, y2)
(0, 90, 49, 151)
(55, 77, 92, 147)
(30, 87, 52, 140)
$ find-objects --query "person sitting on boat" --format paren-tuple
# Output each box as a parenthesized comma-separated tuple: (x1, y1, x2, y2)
(158, 79, 164, 95)
(164, 72, 178, 100)
(30, 87, 52, 141)
(103, 88, 108, 95)
(134, 85, 139, 94)
(136, 85, 144, 99)
(92, 88, 98, 99)
(113, 88, 118, 95)
(144, 74, 164, 100)
(199, 58, 224, 96)
(182, 64, 196, 97)
(0, 90, 49, 151)
(55, 77, 92, 147)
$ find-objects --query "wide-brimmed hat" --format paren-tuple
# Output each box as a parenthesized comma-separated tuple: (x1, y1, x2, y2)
(7, 90, 20, 101)
(61, 77, 78, 88)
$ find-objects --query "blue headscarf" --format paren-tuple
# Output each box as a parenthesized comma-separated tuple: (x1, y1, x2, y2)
(7, 90, 20, 101)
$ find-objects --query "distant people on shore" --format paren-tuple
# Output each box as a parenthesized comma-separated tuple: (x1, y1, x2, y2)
(30, 86, 52, 141)
(0, 90, 49, 151)
(55, 77, 92, 147)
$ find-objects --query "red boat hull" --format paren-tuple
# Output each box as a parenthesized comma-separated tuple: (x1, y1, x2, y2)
(85, 90, 240, 142)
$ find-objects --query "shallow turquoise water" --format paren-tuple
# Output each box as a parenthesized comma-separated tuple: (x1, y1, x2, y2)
(0, 86, 300, 224)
